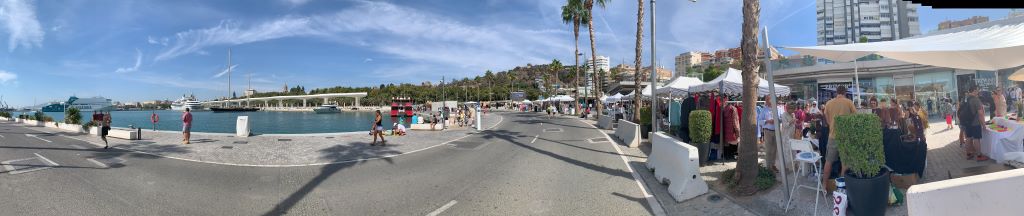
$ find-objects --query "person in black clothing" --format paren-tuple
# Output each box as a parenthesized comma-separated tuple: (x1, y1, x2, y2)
(371, 110, 386, 146)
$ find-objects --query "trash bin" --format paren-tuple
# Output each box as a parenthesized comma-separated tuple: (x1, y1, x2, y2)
(236, 116, 250, 137)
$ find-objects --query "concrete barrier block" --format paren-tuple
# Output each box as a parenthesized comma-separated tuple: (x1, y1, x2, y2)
(646, 132, 708, 202)
(908, 168, 1024, 215)
(614, 120, 641, 148)
(107, 129, 140, 140)
(409, 124, 438, 131)
(58, 124, 85, 133)
(597, 115, 614, 130)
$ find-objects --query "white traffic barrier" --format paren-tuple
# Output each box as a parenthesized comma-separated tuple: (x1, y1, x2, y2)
(907, 168, 1024, 215)
(236, 116, 250, 137)
(614, 120, 641, 148)
(597, 115, 614, 130)
(107, 129, 140, 140)
(646, 132, 708, 202)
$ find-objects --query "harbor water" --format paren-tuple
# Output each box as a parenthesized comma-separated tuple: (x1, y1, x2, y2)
(36, 110, 411, 134)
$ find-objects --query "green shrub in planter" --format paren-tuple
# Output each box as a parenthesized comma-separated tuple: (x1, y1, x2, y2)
(688, 110, 712, 144)
(82, 121, 94, 132)
(639, 107, 652, 125)
(689, 110, 712, 165)
(64, 107, 82, 124)
(835, 113, 885, 178)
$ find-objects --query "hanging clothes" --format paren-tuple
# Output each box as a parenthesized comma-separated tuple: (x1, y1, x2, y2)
(710, 94, 722, 136)
(680, 96, 697, 142)
(724, 104, 740, 145)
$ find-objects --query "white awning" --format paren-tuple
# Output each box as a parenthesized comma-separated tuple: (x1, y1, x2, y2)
(656, 77, 704, 96)
(786, 17, 1024, 70)
(688, 68, 790, 96)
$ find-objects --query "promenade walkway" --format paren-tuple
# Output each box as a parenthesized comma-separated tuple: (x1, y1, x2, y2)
(21, 113, 502, 167)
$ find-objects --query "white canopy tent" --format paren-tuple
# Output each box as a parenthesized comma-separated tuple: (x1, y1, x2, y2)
(656, 77, 704, 96)
(786, 18, 1024, 71)
(522, 99, 532, 104)
(688, 68, 791, 96)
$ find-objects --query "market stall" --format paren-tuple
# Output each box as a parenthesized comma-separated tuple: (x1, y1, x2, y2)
(980, 118, 1024, 162)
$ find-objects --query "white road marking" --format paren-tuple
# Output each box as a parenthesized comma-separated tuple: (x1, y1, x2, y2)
(26, 134, 52, 143)
(1, 157, 52, 175)
(530, 134, 539, 143)
(34, 153, 59, 166)
(0, 134, 5, 138)
(68, 144, 86, 149)
(578, 119, 667, 216)
(425, 200, 458, 216)
(86, 158, 109, 168)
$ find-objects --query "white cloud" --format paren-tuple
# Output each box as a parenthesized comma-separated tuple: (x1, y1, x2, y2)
(147, 36, 169, 46)
(0, 0, 44, 52)
(0, 69, 16, 84)
(212, 64, 237, 78)
(363, 58, 372, 63)
(115, 48, 143, 73)
(154, 1, 571, 79)
(282, 0, 311, 7)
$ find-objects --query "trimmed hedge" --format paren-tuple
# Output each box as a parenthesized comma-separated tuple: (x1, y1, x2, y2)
(65, 107, 82, 124)
(835, 113, 886, 178)
(688, 110, 712, 144)
(639, 107, 652, 125)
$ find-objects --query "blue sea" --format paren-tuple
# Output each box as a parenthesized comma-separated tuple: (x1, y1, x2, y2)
(33, 110, 411, 134)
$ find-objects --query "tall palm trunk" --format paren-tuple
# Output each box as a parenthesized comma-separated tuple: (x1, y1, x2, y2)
(632, 0, 644, 122)
(586, 2, 601, 117)
(735, 0, 761, 196)
(574, 28, 581, 110)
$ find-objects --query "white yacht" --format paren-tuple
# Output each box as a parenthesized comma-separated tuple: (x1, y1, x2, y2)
(313, 104, 341, 114)
(171, 94, 204, 111)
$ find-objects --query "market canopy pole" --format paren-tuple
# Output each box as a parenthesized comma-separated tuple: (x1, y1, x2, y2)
(762, 26, 791, 209)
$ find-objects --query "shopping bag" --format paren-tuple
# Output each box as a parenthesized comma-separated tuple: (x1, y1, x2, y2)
(832, 191, 848, 216)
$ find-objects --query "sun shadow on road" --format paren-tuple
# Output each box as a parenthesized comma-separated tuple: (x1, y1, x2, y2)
(262, 141, 402, 215)
(481, 129, 634, 180)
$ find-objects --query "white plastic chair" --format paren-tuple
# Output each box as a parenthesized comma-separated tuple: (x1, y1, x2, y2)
(790, 139, 815, 176)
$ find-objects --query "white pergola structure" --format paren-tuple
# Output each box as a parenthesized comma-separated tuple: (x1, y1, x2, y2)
(202, 92, 368, 108)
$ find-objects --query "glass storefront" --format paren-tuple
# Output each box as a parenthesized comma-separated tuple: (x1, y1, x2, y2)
(914, 71, 954, 114)
(875, 76, 895, 100)
(895, 75, 915, 103)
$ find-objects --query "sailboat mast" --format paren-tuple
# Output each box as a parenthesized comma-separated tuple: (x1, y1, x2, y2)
(227, 48, 232, 107)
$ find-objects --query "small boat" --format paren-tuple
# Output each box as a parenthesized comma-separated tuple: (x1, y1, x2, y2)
(210, 107, 259, 112)
(313, 104, 341, 114)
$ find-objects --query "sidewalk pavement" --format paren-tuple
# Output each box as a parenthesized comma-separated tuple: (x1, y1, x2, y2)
(583, 115, 995, 216)
(20, 113, 502, 167)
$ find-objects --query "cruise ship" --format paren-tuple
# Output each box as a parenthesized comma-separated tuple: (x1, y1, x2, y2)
(40, 96, 115, 112)
(171, 94, 204, 111)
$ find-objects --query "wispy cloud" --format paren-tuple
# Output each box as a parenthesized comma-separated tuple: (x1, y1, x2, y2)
(282, 0, 312, 7)
(154, 1, 571, 80)
(147, 36, 168, 46)
(0, 0, 45, 52)
(114, 48, 143, 73)
(212, 64, 237, 78)
(363, 58, 372, 63)
(0, 69, 15, 84)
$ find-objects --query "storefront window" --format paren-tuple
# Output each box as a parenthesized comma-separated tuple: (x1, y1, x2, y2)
(856, 78, 874, 106)
(914, 71, 954, 114)
(875, 76, 895, 100)
(975, 71, 997, 91)
(895, 75, 914, 103)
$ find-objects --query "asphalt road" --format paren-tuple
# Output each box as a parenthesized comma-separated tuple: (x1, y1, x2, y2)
(0, 112, 655, 215)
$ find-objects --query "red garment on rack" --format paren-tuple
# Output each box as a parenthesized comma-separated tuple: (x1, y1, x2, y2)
(735, 104, 743, 125)
(711, 96, 722, 135)
(723, 104, 739, 144)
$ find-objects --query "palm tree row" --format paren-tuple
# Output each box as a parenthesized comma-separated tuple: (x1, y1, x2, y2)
(561, 0, 586, 111)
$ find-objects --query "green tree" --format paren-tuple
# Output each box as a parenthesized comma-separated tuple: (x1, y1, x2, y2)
(702, 66, 724, 82)
(736, 0, 762, 196)
(859, 36, 868, 43)
(632, 0, 644, 122)
(549, 59, 563, 97)
(585, 0, 609, 116)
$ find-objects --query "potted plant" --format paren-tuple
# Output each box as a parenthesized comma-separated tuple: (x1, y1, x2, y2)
(835, 113, 888, 216)
(639, 107, 652, 139)
(689, 110, 712, 166)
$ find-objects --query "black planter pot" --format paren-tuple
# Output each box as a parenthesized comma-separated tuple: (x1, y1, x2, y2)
(696, 142, 709, 166)
(641, 124, 651, 139)
(845, 169, 890, 216)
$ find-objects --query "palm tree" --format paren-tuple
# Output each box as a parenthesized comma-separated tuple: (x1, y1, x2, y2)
(632, 0, 644, 122)
(562, 0, 586, 110)
(735, 0, 761, 196)
(549, 59, 563, 98)
(585, 0, 609, 117)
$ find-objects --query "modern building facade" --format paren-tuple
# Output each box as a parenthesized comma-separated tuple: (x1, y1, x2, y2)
(586, 55, 610, 75)
(675, 52, 704, 77)
(777, 16, 1023, 111)
(938, 16, 989, 30)
(816, 0, 921, 45)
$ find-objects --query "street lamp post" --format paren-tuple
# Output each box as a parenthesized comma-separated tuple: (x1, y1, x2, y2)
(650, 0, 697, 132)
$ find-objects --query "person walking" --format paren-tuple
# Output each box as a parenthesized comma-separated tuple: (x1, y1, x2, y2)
(821, 86, 858, 185)
(371, 110, 386, 146)
(430, 113, 438, 131)
(100, 111, 112, 149)
(151, 111, 160, 131)
(942, 98, 955, 129)
(757, 97, 785, 173)
(994, 87, 1007, 118)
(963, 85, 987, 161)
(182, 108, 192, 144)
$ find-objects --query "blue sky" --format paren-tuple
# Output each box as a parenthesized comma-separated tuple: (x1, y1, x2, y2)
(0, 0, 1010, 107)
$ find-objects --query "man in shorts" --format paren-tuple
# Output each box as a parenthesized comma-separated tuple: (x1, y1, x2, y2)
(822, 86, 858, 183)
(963, 85, 987, 161)
(182, 108, 193, 144)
